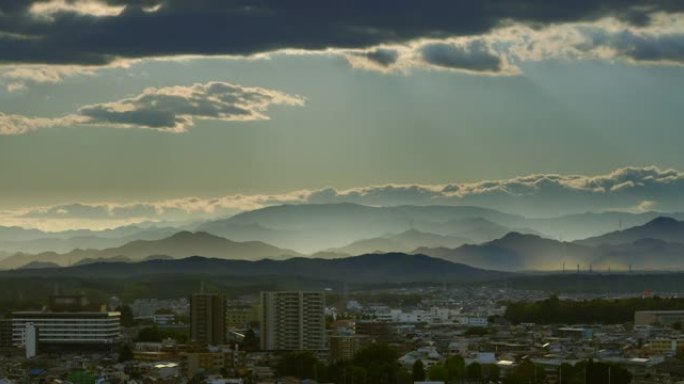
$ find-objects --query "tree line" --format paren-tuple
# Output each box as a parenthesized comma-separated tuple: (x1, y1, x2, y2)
(505, 295, 684, 324)
(275, 344, 632, 384)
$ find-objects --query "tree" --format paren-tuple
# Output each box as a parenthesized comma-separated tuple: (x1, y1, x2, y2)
(412, 360, 426, 382)
(445, 355, 466, 381)
(467, 362, 481, 383)
(116, 304, 135, 327)
(327, 361, 368, 384)
(578, 360, 631, 384)
(276, 351, 326, 380)
(241, 328, 259, 352)
(136, 325, 162, 342)
(427, 363, 448, 381)
(482, 364, 500, 381)
(503, 360, 538, 384)
(118, 343, 134, 363)
(352, 344, 403, 384)
(464, 327, 488, 336)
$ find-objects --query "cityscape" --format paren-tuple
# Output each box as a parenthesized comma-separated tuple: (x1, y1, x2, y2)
(3, 0, 684, 383)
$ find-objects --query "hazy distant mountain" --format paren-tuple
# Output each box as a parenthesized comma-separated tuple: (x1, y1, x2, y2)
(417, 219, 684, 271)
(0, 236, 118, 254)
(326, 229, 470, 255)
(0, 226, 182, 254)
(0, 231, 301, 270)
(72, 256, 132, 266)
(526, 211, 684, 241)
(198, 203, 524, 253)
(18, 261, 60, 270)
(2, 253, 505, 283)
(142, 254, 175, 261)
(197, 203, 684, 252)
(434, 217, 543, 243)
(416, 232, 593, 271)
(592, 239, 684, 270)
(577, 217, 684, 246)
(0, 226, 50, 242)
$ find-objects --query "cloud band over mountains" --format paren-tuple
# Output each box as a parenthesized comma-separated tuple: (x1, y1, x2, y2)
(3, 166, 684, 231)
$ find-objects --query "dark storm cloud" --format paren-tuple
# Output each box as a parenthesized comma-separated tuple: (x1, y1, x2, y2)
(419, 40, 504, 73)
(1, 0, 683, 65)
(361, 48, 400, 67)
(586, 28, 684, 64)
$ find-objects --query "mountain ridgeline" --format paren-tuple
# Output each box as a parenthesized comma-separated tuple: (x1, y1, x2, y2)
(0, 231, 300, 270)
(0, 203, 683, 273)
(0, 253, 505, 284)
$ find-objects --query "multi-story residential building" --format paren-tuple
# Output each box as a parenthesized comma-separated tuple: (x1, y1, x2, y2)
(11, 310, 121, 349)
(329, 335, 373, 362)
(190, 293, 226, 346)
(225, 304, 258, 329)
(260, 291, 326, 351)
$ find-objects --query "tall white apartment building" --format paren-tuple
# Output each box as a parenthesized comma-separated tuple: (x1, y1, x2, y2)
(260, 291, 326, 351)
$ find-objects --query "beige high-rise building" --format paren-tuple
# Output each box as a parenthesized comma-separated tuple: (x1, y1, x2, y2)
(190, 293, 226, 346)
(260, 291, 326, 351)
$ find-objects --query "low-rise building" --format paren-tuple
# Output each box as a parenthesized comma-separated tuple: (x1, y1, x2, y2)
(635, 310, 684, 327)
(11, 310, 121, 350)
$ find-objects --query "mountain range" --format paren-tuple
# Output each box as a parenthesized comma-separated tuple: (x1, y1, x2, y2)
(417, 217, 684, 271)
(0, 231, 300, 270)
(0, 253, 505, 284)
(1, 203, 684, 272)
(196, 203, 526, 253)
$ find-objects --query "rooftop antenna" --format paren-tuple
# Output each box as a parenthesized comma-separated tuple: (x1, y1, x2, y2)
(589, 263, 593, 273)
(577, 264, 580, 273)
(562, 262, 566, 274)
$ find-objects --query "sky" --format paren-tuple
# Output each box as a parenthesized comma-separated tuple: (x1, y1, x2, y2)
(1, 0, 684, 230)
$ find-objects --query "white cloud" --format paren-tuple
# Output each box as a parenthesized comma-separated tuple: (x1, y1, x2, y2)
(0, 113, 86, 135)
(6, 82, 27, 92)
(3, 166, 684, 231)
(78, 81, 305, 132)
(0, 81, 305, 135)
(0, 61, 132, 91)
(28, 0, 125, 18)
